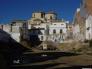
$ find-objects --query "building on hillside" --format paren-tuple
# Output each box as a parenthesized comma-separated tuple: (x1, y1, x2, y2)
(0, 24, 11, 33)
(28, 12, 46, 25)
(80, 0, 92, 40)
(28, 23, 47, 41)
(10, 20, 27, 42)
(0, 12, 71, 44)
(27, 11, 69, 43)
(11, 20, 26, 27)
(73, 0, 92, 41)
(73, 8, 85, 41)
(45, 11, 57, 22)
(48, 21, 67, 43)
(28, 11, 57, 25)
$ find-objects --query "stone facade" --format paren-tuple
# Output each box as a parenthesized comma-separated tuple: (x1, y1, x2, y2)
(45, 12, 57, 22)
(28, 11, 57, 25)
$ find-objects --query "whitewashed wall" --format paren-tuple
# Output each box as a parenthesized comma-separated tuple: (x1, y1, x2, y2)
(28, 25, 31, 29)
(3, 25, 11, 33)
(48, 22, 67, 43)
(12, 26, 20, 33)
(49, 22, 67, 35)
(11, 33, 20, 42)
(73, 24, 81, 40)
(86, 15, 92, 40)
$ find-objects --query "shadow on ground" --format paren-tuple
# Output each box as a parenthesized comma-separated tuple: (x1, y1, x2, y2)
(22, 52, 79, 63)
(0, 29, 29, 69)
(11, 64, 92, 69)
(57, 65, 92, 69)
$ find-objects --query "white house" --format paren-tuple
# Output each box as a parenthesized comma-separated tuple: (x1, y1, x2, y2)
(10, 20, 27, 42)
(2, 24, 11, 33)
(48, 21, 67, 43)
(10, 25, 22, 42)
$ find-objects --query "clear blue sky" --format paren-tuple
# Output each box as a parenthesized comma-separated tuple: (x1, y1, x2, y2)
(0, 0, 81, 24)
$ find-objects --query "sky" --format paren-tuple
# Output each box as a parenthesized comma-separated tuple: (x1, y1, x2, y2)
(0, 0, 81, 24)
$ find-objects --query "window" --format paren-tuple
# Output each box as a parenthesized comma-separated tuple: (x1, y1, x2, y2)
(60, 29, 62, 34)
(34, 14, 35, 18)
(50, 16, 52, 20)
(41, 13, 44, 18)
(87, 27, 90, 30)
(53, 29, 56, 34)
(41, 36, 43, 40)
(61, 24, 64, 25)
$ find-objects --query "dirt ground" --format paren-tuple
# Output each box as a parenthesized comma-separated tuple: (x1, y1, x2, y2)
(30, 54, 92, 69)
(12, 53, 92, 69)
